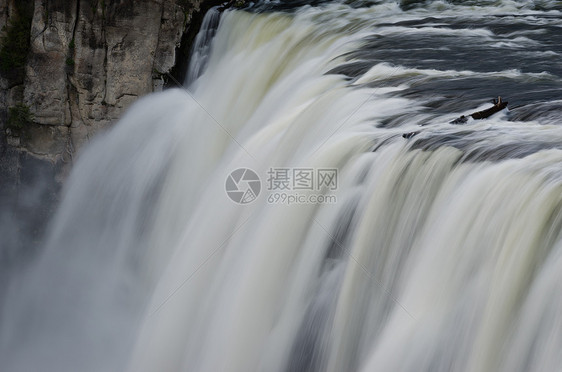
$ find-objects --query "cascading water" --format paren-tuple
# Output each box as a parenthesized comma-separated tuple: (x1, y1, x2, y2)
(1, 1, 562, 371)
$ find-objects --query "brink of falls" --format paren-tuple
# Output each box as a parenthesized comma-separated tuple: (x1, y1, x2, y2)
(1, 1, 562, 371)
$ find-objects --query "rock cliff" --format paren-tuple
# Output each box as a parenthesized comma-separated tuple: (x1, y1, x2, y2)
(1, 0, 222, 161)
(0, 0, 222, 265)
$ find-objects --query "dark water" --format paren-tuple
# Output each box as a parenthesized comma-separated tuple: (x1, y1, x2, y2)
(348, 14, 562, 117)
(240, 0, 562, 160)
(323, 0, 561, 162)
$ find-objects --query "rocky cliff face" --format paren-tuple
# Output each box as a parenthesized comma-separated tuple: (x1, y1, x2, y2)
(1, 0, 220, 161)
(0, 0, 222, 269)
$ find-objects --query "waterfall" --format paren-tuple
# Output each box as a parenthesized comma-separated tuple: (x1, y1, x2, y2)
(2, 2, 562, 372)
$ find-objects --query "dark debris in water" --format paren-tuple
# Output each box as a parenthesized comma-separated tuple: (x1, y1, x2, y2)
(450, 97, 508, 124)
(389, 79, 562, 125)
(402, 131, 420, 139)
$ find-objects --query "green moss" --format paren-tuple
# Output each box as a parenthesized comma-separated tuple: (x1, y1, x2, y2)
(65, 57, 75, 66)
(7, 104, 33, 130)
(0, 1, 33, 83)
(69, 38, 75, 50)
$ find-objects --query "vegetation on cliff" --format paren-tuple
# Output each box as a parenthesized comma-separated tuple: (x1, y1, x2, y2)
(7, 103, 33, 130)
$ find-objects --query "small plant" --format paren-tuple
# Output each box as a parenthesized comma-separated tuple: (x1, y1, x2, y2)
(66, 57, 75, 66)
(69, 38, 75, 50)
(7, 104, 33, 130)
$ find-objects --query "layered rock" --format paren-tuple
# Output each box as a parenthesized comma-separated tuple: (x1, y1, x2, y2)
(0, 0, 222, 263)
(2, 0, 215, 161)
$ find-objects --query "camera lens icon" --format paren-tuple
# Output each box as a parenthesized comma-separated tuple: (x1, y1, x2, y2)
(225, 168, 261, 204)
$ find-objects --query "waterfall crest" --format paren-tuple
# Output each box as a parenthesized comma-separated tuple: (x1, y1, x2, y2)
(2, 3, 562, 372)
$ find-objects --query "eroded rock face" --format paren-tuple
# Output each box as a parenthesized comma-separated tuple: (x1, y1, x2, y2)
(0, 0, 219, 262)
(1, 0, 213, 162)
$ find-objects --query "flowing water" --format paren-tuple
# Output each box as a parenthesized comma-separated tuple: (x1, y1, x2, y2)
(1, 1, 562, 371)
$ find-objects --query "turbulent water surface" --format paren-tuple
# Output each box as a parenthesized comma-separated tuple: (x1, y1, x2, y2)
(1, 1, 562, 371)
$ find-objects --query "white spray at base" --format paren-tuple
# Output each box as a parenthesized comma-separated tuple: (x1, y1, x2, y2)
(1, 5, 562, 372)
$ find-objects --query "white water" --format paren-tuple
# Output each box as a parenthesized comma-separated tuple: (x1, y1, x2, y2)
(2, 5, 562, 372)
